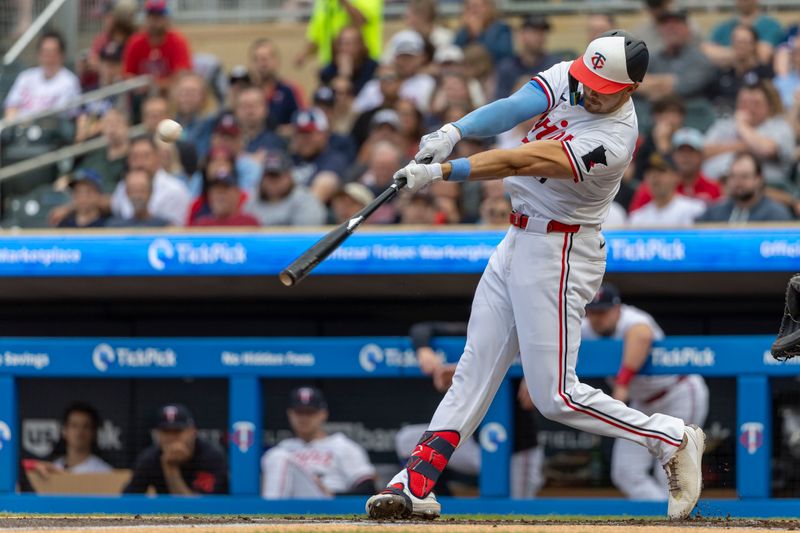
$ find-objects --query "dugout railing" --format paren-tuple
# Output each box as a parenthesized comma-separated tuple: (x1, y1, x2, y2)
(0, 334, 795, 516)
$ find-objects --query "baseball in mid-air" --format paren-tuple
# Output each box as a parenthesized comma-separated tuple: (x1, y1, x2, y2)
(157, 119, 183, 143)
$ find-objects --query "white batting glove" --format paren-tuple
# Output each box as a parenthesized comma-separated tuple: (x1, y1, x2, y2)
(415, 123, 462, 164)
(394, 161, 443, 193)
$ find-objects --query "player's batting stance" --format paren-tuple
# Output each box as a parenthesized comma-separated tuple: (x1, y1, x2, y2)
(366, 31, 704, 521)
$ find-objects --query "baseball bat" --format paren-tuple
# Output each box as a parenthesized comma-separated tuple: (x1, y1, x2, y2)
(279, 178, 406, 287)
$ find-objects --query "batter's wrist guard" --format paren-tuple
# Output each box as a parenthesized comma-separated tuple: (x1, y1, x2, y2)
(772, 274, 800, 361)
(405, 430, 460, 499)
(615, 366, 637, 386)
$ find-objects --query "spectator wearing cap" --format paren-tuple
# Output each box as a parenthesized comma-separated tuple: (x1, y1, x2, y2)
(248, 39, 304, 131)
(320, 26, 378, 97)
(76, 108, 130, 194)
(698, 151, 793, 223)
(243, 151, 327, 226)
(261, 387, 376, 499)
(453, 0, 513, 63)
(312, 86, 358, 163)
(703, 80, 795, 196)
(353, 30, 435, 114)
(331, 183, 374, 224)
(124, 404, 228, 495)
(187, 146, 244, 224)
(630, 128, 722, 211)
(234, 86, 287, 158)
(172, 72, 216, 152)
(355, 108, 404, 165)
(226, 65, 251, 110)
(633, 0, 702, 55)
(57, 170, 109, 229)
(203, 112, 263, 195)
(290, 108, 350, 202)
(494, 15, 561, 99)
(297, 0, 383, 68)
(191, 167, 260, 228)
(709, 24, 774, 116)
(122, 0, 192, 93)
(111, 135, 191, 226)
(384, 0, 453, 63)
(637, 10, 717, 105)
(703, 0, 783, 69)
(106, 168, 170, 228)
(350, 64, 402, 149)
(4, 31, 80, 120)
(628, 154, 706, 227)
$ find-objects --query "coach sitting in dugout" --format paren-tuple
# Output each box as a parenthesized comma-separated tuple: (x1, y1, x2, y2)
(261, 387, 376, 499)
(123, 404, 228, 495)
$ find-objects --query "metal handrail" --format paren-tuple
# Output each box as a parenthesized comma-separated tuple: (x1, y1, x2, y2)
(2, 0, 69, 67)
(0, 124, 146, 183)
(0, 75, 151, 132)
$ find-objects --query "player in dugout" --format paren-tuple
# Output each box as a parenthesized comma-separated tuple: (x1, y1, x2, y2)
(261, 387, 376, 499)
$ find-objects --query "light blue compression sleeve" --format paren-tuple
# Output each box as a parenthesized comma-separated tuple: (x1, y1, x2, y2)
(453, 81, 549, 138)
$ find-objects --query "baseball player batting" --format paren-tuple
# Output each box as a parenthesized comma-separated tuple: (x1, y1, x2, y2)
(366, 30, 705, 521)
(581, 283, 708, 501)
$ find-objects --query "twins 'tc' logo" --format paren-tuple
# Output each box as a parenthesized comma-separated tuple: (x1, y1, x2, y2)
(591, 51, 606, 70)
(231, 421, 255, 453)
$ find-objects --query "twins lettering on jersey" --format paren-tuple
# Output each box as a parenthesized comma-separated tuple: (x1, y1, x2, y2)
(528, 114, 574, 143)
(291, 449, 334, 472)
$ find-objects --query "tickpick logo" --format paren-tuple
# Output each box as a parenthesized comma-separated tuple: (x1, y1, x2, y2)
(359, 344, 384, 372)
(0, 420, 11, 450)
(148, 238, 174, 271)
(479, 422, 507, 453)
(231, 421, 255, 453)
(92, 343, 116, 372)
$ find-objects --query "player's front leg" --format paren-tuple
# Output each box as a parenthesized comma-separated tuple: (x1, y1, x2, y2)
(367, 231, 521, 520)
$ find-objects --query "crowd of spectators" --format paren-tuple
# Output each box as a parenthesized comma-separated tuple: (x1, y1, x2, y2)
(3, 0, 800, 229)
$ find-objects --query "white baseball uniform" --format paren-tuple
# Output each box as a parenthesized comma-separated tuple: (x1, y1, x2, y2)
(261, 432, 375, 499)
(388, 61, 686, 497)
(581, 305, 709, 500)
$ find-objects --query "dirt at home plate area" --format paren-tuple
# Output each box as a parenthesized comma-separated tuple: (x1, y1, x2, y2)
(1, 516, 800, 533)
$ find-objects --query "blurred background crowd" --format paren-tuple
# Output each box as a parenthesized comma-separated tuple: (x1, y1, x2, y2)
(2, 0, 800, 230)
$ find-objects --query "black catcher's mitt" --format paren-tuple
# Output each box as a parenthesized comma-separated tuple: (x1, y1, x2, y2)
(772, 274, 800, 361)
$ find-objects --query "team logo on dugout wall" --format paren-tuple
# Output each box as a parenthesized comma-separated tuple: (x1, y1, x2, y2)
(739, 422, 764, 454)
(231, 421, 255, 453)
(359, 344, 384, 372)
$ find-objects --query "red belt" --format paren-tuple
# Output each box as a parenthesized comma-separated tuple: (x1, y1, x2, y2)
(509, 212, 581, 233)
(643, 376, 688, 404)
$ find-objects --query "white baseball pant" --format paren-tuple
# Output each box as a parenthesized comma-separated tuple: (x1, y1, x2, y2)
(390, 226, 685, 493)
(611, 375, 709, 500)
(261, 447, 330, 499)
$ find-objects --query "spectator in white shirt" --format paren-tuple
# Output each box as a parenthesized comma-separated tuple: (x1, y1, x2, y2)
(4, 31, 81, 120)
(111, 135, 191, 226)
(629, 153, 706, 227)
(31, 403, 112, 477)
(354, 30, 435, 114)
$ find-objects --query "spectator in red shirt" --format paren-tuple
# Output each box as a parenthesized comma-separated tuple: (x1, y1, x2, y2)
(192, 168, 260, 228)
(630, 127, 722, 212)
(122, 0, 192, 93)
